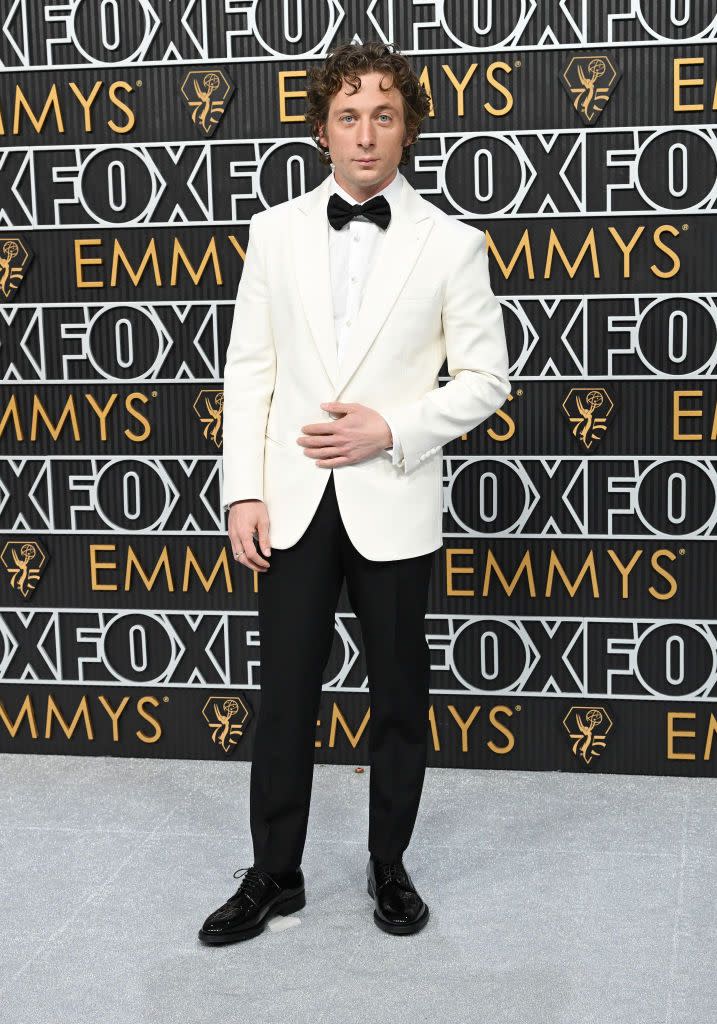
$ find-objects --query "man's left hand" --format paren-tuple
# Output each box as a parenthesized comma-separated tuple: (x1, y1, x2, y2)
(297, 402, 392, 468)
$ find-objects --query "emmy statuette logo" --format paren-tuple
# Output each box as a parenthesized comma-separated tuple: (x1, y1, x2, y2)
(179, 70, 235, 136)
(202, 695, 250, 753)
(1, 539, 48, 599)
(562, 705, 614, 765)
(194, 389, 224, 447)
(560, 55, 622, 125)
(0, 237, 33, 302)
(561, 386, 615, 450)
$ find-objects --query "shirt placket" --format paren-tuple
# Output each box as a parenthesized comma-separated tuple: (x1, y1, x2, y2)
(345, 217, 369, 334)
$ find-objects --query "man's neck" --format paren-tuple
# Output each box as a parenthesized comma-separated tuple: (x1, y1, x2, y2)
(333, 167, 398, 203)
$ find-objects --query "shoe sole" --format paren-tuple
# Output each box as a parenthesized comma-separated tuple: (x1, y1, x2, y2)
(198, 888, 306, 945)
(366, 880, 430, 935)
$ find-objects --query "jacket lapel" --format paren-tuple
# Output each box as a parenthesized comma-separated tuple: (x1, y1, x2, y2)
(291, 173, 435, 396)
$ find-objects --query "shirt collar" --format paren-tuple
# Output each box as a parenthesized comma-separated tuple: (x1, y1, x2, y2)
(329, 167, 403, 211)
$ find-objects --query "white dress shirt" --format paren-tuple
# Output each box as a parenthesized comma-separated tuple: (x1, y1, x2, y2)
(327, 168, 404, 466)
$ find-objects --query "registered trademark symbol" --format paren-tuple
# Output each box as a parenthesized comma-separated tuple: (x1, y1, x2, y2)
(515, 705, 521, 712)
(136, 80, 142, 87)
(679, 547, 686, 556)
(151, 391, 157, 398)
(682, 223, 688, 231)
(163, 695, 169, 702)
(514, 60, 521, 68)
(516, 388, 524, 397)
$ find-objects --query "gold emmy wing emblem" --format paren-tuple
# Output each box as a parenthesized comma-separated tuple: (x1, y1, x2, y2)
(561, 386, 614, 450)
(180, 70, 235, 136)
(1, 539, 48, 599)
(202, 695, 250, 753)
(0, 236, 33, 302)
(560, 55, 622, 125)
(562, 705, 614, 765)
(194, 389, 224, 448)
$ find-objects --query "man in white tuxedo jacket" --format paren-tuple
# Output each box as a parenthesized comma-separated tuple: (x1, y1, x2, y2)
(200, 41, 510, 946)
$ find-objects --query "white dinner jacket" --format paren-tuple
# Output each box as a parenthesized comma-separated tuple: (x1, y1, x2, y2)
(221, 171, 511, 561)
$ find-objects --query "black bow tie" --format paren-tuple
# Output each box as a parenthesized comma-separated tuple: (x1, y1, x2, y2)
(327, 192, 391, 231)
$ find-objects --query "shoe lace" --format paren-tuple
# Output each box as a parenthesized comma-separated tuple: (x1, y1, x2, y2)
(229, 865, 274, 906)
(375, 861, 409, 886)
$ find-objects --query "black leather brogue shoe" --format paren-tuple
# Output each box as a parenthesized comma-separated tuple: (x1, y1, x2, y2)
(198, 865, 305, 945)
(366, 856, 429, 935)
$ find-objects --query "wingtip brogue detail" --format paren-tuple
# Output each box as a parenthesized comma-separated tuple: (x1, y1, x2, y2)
(198, 865, 306, 945)
(366, 856, 429, 935)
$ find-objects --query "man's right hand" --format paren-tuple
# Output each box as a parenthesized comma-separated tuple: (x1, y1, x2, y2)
(228, 500, 271, 572)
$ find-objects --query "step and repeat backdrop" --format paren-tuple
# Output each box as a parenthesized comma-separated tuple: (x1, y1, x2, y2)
(0, 2, 716, 776)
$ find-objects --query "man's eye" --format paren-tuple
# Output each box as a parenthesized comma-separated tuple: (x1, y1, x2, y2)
(341, 114, 391, 123)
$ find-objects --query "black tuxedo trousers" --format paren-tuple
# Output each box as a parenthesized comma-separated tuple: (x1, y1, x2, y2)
(249, 470, 435, 874)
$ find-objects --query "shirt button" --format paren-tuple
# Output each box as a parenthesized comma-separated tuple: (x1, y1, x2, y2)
(353, 235, 359, 242)
(351, 276, 357, 283)
(346, 319, 352, 326)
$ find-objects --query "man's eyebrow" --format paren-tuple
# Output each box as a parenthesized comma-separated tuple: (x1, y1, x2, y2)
(334, 104, 399, 114)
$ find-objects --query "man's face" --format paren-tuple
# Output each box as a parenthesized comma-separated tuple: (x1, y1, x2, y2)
(316, 70, 415, 201)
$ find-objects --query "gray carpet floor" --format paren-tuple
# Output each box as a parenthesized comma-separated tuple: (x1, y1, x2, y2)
(0, 752, 713, 1024)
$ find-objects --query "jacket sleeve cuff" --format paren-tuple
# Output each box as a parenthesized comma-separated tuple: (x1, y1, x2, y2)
(381, 412, 405, 468)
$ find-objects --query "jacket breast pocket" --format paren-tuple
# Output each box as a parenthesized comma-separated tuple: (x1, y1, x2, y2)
(388, 289, 441, 334)
(394, 286, 441, 305)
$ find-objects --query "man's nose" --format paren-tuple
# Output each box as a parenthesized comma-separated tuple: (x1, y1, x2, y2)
(357, 123, 376, 145)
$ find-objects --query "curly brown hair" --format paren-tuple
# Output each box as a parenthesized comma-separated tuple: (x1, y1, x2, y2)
(305, 40, 432, 167)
